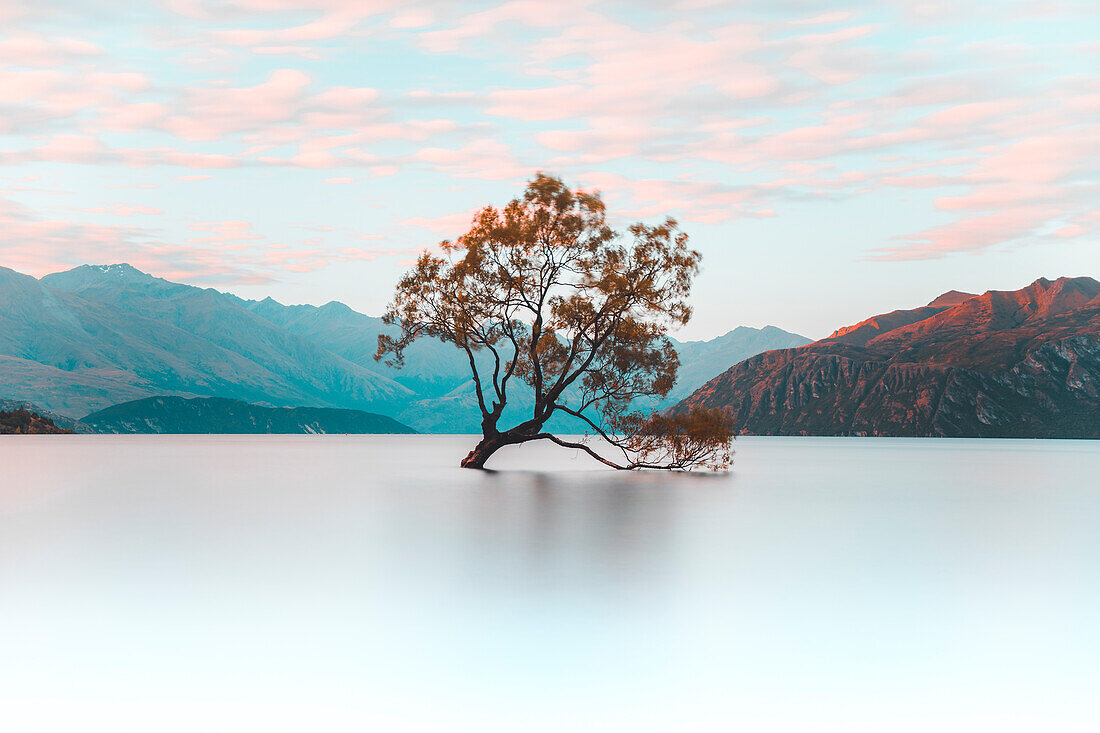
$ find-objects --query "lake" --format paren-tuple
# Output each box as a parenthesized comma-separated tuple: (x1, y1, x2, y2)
(2, 435, 1098, 731)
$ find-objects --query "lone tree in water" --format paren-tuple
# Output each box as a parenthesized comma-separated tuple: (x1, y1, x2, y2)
(377, 173, 733, 470)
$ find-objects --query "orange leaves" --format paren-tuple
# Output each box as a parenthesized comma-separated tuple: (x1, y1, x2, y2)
(629, 407, 735, 471)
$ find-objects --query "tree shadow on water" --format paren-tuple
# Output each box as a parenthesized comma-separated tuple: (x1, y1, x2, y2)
(455, 468, 731, 587)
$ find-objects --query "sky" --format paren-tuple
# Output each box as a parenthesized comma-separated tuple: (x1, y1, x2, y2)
(0, 0, 1096, 340)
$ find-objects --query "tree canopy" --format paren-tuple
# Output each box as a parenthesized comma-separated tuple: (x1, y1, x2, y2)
(377, 173, 732, 470)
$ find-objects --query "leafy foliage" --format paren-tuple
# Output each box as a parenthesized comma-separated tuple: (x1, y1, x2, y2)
(378, 173, 733, 469)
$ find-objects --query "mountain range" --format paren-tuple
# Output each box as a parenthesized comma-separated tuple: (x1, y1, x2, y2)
(0, 263, 809, 432)
(673, 277, 1100, 438)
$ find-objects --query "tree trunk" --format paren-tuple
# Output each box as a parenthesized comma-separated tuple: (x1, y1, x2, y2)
(460, 419, 546, 469)
(460, 434, 507, 469)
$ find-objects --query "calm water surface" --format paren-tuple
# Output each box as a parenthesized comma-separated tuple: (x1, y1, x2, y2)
(2, 435, 1099, 731)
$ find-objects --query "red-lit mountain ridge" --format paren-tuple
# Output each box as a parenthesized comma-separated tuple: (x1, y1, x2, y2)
(673, 277, 1100, 438)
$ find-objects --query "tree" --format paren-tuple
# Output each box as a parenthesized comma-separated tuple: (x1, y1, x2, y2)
(376, 173, 733, 470)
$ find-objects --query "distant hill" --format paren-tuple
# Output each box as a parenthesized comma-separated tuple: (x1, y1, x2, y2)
(673, 277, 1100, 438)
(83, 396, 415, 434)
(0, 406, 73, 434)
(1, 263, 808, 433)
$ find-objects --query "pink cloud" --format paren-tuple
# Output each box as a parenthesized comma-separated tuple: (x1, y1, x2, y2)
(187, 220, 263, 246)
(98, 102, 169, 132)
(0, 69, 151, 134)
(399, 210, 481, 237)
(80, 203, 164, 217)
(418, 0, 596, 54)
(310, 86, 381, 109)
(159, 0, 423, 59)
(920, 99, 1022, 129)
(370, 165, 399, 177)
(163, 69, 312, 141)
(251, 45, 325, 59)
(212, 12, 361, 46)
(474, 11, 777, 125)
(751, 113, 872, 160)
(536, 125, 655, 163)
(121, 148, 242, 169)
(0, 192, 410, 284)
(34, 135, 108, 164)
(971, 134, 1098, 184)
(789, 11, 857, 25)
(51, 72, 450, 174)
(390, 8, 435, 29)
(486, 85, 593, 122)
(108, 182, 160, 190)
(414, 139, 529, 180)
(577, 171, 774, 224)
(784, 24, 878, 85)
(871, 206, 1057, 260)
(0, 34, 100, 67)
(880, 174, 957, 188)
(285, 150, 339, 168)
(0, 195, 157, 276)
(1053, 224, 1087, 238)
(934, 183, 1053, 211)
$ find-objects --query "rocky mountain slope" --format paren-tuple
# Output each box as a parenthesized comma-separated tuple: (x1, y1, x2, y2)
(83, 396, 415, 434)
(674, 277, 1100, 438)
(0, 399, 92, 432)
(0, 407, 74, 434)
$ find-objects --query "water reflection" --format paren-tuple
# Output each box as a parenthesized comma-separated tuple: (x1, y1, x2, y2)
(466, 469, 694, 583)
(0, 435, 1098, 731)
